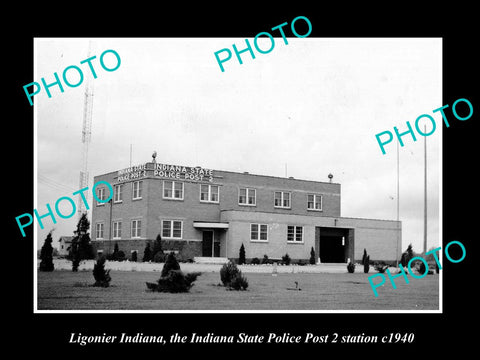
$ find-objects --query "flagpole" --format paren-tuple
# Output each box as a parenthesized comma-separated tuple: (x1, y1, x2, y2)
(424, 125, 427, 254)
(396, 140, 399, 267)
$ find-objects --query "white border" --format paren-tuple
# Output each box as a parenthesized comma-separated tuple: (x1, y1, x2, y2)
(33, 37, 443, 314)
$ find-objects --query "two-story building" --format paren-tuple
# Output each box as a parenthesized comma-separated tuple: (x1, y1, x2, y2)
(91, 158, 401, 263)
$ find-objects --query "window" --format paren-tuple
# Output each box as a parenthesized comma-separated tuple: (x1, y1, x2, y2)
(251, 224, 268, 241)
(200, 184, 219, 203)
(96, 223, 104, 239)
(114, 184, 123, 202)
(96, 187, 107, 205)
(131, 219, 141, 238)
(162, 220, 183, 239)
(112, 221, 122, 239)
(307, 194, 322, 211)
(239, 187, 256, 205)
(287, 226, 303, 243)
(132, 181, 143, 200)
(274, 191, 291, 208)
(163, 180, 184, 200)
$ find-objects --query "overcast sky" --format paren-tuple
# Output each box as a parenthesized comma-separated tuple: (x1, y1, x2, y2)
(34, 37, 441, 255)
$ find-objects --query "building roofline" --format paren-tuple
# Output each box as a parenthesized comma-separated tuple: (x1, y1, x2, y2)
(93, 162, 341, 186)
(220, 209, 400, 224)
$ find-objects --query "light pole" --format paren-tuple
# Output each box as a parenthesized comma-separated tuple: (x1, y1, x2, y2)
(108, 198, 113, 255)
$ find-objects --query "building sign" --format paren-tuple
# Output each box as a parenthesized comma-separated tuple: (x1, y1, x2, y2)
(116, 163, 214, 183)
(154, 163, 214, 182)
(117, 163, 148, 182)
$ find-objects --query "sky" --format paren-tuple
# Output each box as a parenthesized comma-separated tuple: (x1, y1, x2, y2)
(34, 37, 442, 256)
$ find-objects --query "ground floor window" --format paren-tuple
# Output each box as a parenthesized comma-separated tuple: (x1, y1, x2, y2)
(95, 223, 104, 239)
(287, 225, 303, 243)
(113, 221, 122, 239)
(250, 223, 268, 241)
(162, 220, 183, 239)
(131, 220, 142, 238)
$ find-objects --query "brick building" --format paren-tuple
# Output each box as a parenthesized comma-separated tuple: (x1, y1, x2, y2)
(91, 158, 401, 263)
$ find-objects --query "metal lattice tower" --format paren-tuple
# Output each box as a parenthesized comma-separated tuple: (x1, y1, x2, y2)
(78, 41, 94, 219)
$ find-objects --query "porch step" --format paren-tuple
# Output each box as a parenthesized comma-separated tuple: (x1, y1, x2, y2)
(193, 256, 230, 265)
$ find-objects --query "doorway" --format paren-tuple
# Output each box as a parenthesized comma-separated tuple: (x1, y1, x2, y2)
(317, 227, 354, 263)
(202, 230, 220, 257)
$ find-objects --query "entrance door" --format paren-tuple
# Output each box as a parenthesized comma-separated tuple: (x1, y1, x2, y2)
(202, 231, 214, 257)
(320, 235, 345, 263)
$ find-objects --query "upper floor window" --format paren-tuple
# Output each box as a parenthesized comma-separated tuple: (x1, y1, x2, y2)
(307, 194, 322, 211)
(200, 184, 219, 203)
(274, 191, 291, 209)
(114, 184, 123, 203)
(132, 181, 143, 200)
(96, 187, 107, 205)
(239, 187, 256, 206)
(163, 180, 184, 200)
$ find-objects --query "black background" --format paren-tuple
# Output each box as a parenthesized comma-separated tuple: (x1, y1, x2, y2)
(7, 3, 478, 356)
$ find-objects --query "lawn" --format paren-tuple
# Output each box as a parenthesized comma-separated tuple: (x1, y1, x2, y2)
(37, 269, 439, 311)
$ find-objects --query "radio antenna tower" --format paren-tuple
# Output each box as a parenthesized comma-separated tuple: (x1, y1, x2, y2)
(78, 41, 94, 219)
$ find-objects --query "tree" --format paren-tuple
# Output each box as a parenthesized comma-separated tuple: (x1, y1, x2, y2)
(239, 243, 246, 265)
(152, 234, 163, 258)
(39, 231, 55, 272)
(143, 242, 152, 262)
(309, 247, 316, 265)
(70, 213, 94, 271)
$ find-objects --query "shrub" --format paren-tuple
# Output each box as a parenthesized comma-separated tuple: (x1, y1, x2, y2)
(153, 251, 167, 263)
(155, 270, 201, 293)
(143, 243, 152, 262)
(261, 254, 270, 264)
(400, 244, 414, 267)
(297, 259, 308, 266)
(363, 254, 370, 273)
(152, 234, 163, 259)
(116, 250, 126, 261)
(228, 273, 248, 291)
(147, 253, 200, 293)
(131, 251, 138, 262)
(374, 261, 389, 273)
(309, 247, 316, 265)
(92, 256, 111, 287)
(161, 253, 181, 277)
(239, 243, 246, 265)
(362, 248, 367, 265)
(282, 253, 291, 265)
(220, 261, 240, 286)
(251, 257, 260, 265)
(418, 260, 426, 275)
(347, 261, 355, 273)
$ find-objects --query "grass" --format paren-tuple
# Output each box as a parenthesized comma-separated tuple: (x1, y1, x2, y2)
(37, 269, 439, 311)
